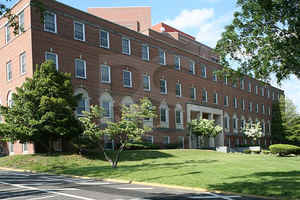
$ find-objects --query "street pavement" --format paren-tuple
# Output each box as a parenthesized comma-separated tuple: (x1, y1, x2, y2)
(0, 169, 269, 200)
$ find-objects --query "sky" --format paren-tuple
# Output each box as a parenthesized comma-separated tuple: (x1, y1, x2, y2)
(5, 0, 300, 112)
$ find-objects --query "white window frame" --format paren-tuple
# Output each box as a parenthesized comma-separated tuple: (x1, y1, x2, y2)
(102, 100, 112, 118)
(190, 87, 196, 100)
(175, 109, 183, 130)
(5, 24, 11, 44)
(22, 143, 28, 153)
(45, 52, 59, 70)
(6, 61, 12, 81)
(44, 11, 57, 33)
(122, 37, 131, 55)
(189, 60, 195, 75)
(262, 104, 265, 114)
(100, 29, 110, 49)
(18, 11, 25, 34)
(144, 135, 154, 144)
(143, 75, 151, 91)
(255, 85, 258, 95)
(261, 87, 265, 96)
(240, 78, 245, 90)
(248, 81, 251, 92)
(160, 79, 167, 94)
(123, 70, 132, 88)
(159, 49, 166, 65)
(73, 21, 85, 41)
(9, 142, 14, 155)
(202, 89, 208, 102)
(249, 102, 253, 112)
(268, 107, 271, 116)
(20, 52, 26, 74)
(201, 65, 207, 78)
(175, 55, 181, 70)
(242, 99, 245, 111)
(141, 44, 150, 61)
(213, 92, 218, 104)
(100, 64, 111, 83)
(224, 96, 229, 107)
(163, 136, 170, 145)
(176, 82, 182, 97)
(267, 88, 270, 98)
(256, 103, 259, 113)
(75, 59, 87, 79)
(224, 76, 228, 85)
(212, 71, 218, 82)
(234, 97, 238, 109)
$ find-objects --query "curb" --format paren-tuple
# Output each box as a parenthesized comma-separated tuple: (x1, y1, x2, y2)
(0, 167, 278, 200)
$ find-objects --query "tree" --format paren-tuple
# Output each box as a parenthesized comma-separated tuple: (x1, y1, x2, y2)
(188, 119, 223, 148)
(0, 61, 82, 153)
(215, 0, 300, 83)
(79, 98, 157, 168)
(243, 122, 263, 141)
(272, 96, 300, 145)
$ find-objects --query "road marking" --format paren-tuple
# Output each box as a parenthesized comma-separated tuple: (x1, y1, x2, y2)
(118, 188, 153, 190)
(77, 182, 111, 185)
(0, 181, 95, 200)
(27, 195, 57, 200)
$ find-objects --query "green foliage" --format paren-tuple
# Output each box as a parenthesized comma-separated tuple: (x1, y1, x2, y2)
(269, 144, 300, 156)
(79, 97, 157, 168)
(272, 97, 300, 145)
(0, 61, 82, 152)
(243, 149, 251, 154)
(215, 0, 300, 83)
(188, 118, 223, 137)
(262, 150, 271, 155)
(242, 122, 263, 141)
(125, 142, 160, 150)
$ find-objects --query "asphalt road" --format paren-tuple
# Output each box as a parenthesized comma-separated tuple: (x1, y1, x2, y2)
(0, 170, 268, 200)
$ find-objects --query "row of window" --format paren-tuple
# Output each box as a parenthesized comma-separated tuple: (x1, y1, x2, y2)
(8, 142, 28, 154)
(4, 11, 24, 44)
(5, 52, 26, 81)
(42, 11, 281, 100)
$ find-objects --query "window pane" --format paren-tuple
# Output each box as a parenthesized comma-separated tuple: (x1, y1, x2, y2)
(160, 80, 166, 93)
(175, 56, 180, 70)
(77, 97, 86, 115)
(122, 38, 130, 54)
(123, 71, 131, 87)
(74, 22, 84, 40)
(159, 50, 165, 65)
(101, 66, 110, 82)
(102, 101, 111, 117)
(176, 110, 181, 124)
(75, 60, 85, 78)
(176, 83, 181, 96)
(143, 75, 150, 90)
(20, 53, 26, 74)
(142, 45, 149, 60)
(160, 108, 166, 122)
(44, 12, 56, 32)
(100, 30, 109, 48)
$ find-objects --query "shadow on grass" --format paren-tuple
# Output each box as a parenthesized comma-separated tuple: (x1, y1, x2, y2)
(208, 171, 300, 199)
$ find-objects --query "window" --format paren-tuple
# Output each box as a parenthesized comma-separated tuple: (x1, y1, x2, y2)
(277, 92, 280, 100)
(74, 21, 85, 41)
(255, 103, 259, 113)
(160, 79, 167, 94)
(45, 52, 58, 70)
(100, 65, 111, 83)
(100, 30, 109, 48)
(268, 107, 271, 116)
(224, 76, 228, 85)
(176, 110, 182, 124)
(143, 75, 150, 91)
(9, 142, 14, 154)
(242, 99, 245, 111)
(178, 136, 184, 149)
(159, 49, 166, 65)
(212, 71, 218, 82)
(76, 96, 87, 116)
(255, 85, 258, 95)
(102, 100, 112, 118)
(6, 61, 12, 81)
(44, 11, 57, 33)
(249, 102, 253, 112)
(224, 116, 230, 130)
(248, 81, 251, 92)
(19, 11, 25, 33)
(262, 104, 265, 114)
(240, 78, 245, 90)
(5, 24, 11, 44)
(160, 107, 167, 122)
(232, 80, 237, 88)
(233, 97, 238, 109)
(201, 64, 207, 78)
(267, 88, 270, 98)
(224, 96, 229, 106)
(23, 143, 28, 153)
(241, 118, 246, 129)
(144, 135, 154, 144)
(123, 70, 132, 88)
(122, 37, 131, 55)
(141, 44, 149, 61)
(189, 60, 195, 75)
(174, 55, 180, 70)
(190, 87, 196, 100)
(7, 91, 13, 108)
(19, 52, 26, 74)
(176, 82, 181, 97)
(202, 89, 207, 102)
(233, 118, 238, 130)
(213, 92, 218, 104)
(261, 87, 264, 96)
(163, 136, 170, 144)
(175, 104, 183, 130)
(75, 59, 86, 79)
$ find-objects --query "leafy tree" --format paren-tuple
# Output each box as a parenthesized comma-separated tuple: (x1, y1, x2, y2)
(188, 119, 223, 148)
(0, 61, 82, 153)
(215, 0, 300, 83)
(242, 122, 263, 141)
(79, 98, 157, 168)
(272, 96, 300, 145)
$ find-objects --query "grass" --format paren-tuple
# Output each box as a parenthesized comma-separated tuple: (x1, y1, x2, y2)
(0, 150, 299, 199)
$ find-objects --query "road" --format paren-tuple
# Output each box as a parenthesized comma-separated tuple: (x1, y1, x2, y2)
(0, 170, 268, 200)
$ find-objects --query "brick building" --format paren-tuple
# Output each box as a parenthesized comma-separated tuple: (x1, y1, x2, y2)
(0, 0, 283, 155)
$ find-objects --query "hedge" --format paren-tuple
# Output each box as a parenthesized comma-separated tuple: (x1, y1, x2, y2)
(269, 144, 300, 156)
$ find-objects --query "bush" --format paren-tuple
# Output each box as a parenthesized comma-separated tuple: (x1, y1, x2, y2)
(269, 144, 300, 156)
(262, 150, 271, 155)
(126, 142, 160, 150)
(165, 143, 180, 149)
(243, 149, 251, 154)
(252, 150, 261, 154)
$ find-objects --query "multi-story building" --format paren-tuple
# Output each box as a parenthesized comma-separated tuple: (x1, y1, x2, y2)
(0, 0, 283, 155)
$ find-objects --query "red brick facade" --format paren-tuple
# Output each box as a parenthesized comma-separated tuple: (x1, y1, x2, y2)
(0, 0, 283, 155)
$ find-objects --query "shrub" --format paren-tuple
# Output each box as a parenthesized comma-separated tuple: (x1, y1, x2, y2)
(252, 150, 261, 154)
(269, 144, 300, 156)
(262, 150, 271, 155)
(126, 142, 160, 150)
(165, 143, 180, 149)
(243, 149, 251, 154)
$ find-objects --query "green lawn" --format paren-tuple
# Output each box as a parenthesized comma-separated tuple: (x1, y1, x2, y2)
(0, 150, 299, 199)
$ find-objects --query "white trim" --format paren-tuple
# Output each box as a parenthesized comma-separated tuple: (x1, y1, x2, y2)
(163, 136, 170, 144)
(143, 74, 151, 91)
(189, 60, 195, 75)
(201, 65, 207, 78)
(45, 52, 59, 70)
(6, 61, 12, 81)
(159, 102, 169, 128)
(141, 44, 150, 61)
(176, 82, 182, 97)
(159, 49, 166, 65)
(20, 52, 26, 75)
(22, 143, 29, 154)
(5, 24, 11, 44)
(191, 87, 196, 100)
(18, 10, 25, 34)
(75, 59, 87, 79)
(100, 64, 111, 83)
(175, 55, 181, 70)
(123, 70, 132, 88)
(213, 92, 218, 104)
(122, 37, 131, 55)
(160, 79, 167, 94)
(73, 21, 86, 41)
(44, 11, 57, 34)
(99, 29, 110, 49)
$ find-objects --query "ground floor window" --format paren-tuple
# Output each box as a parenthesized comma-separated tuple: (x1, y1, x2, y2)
(163, 136, 170, 144)
(144, 135, 154, 144)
